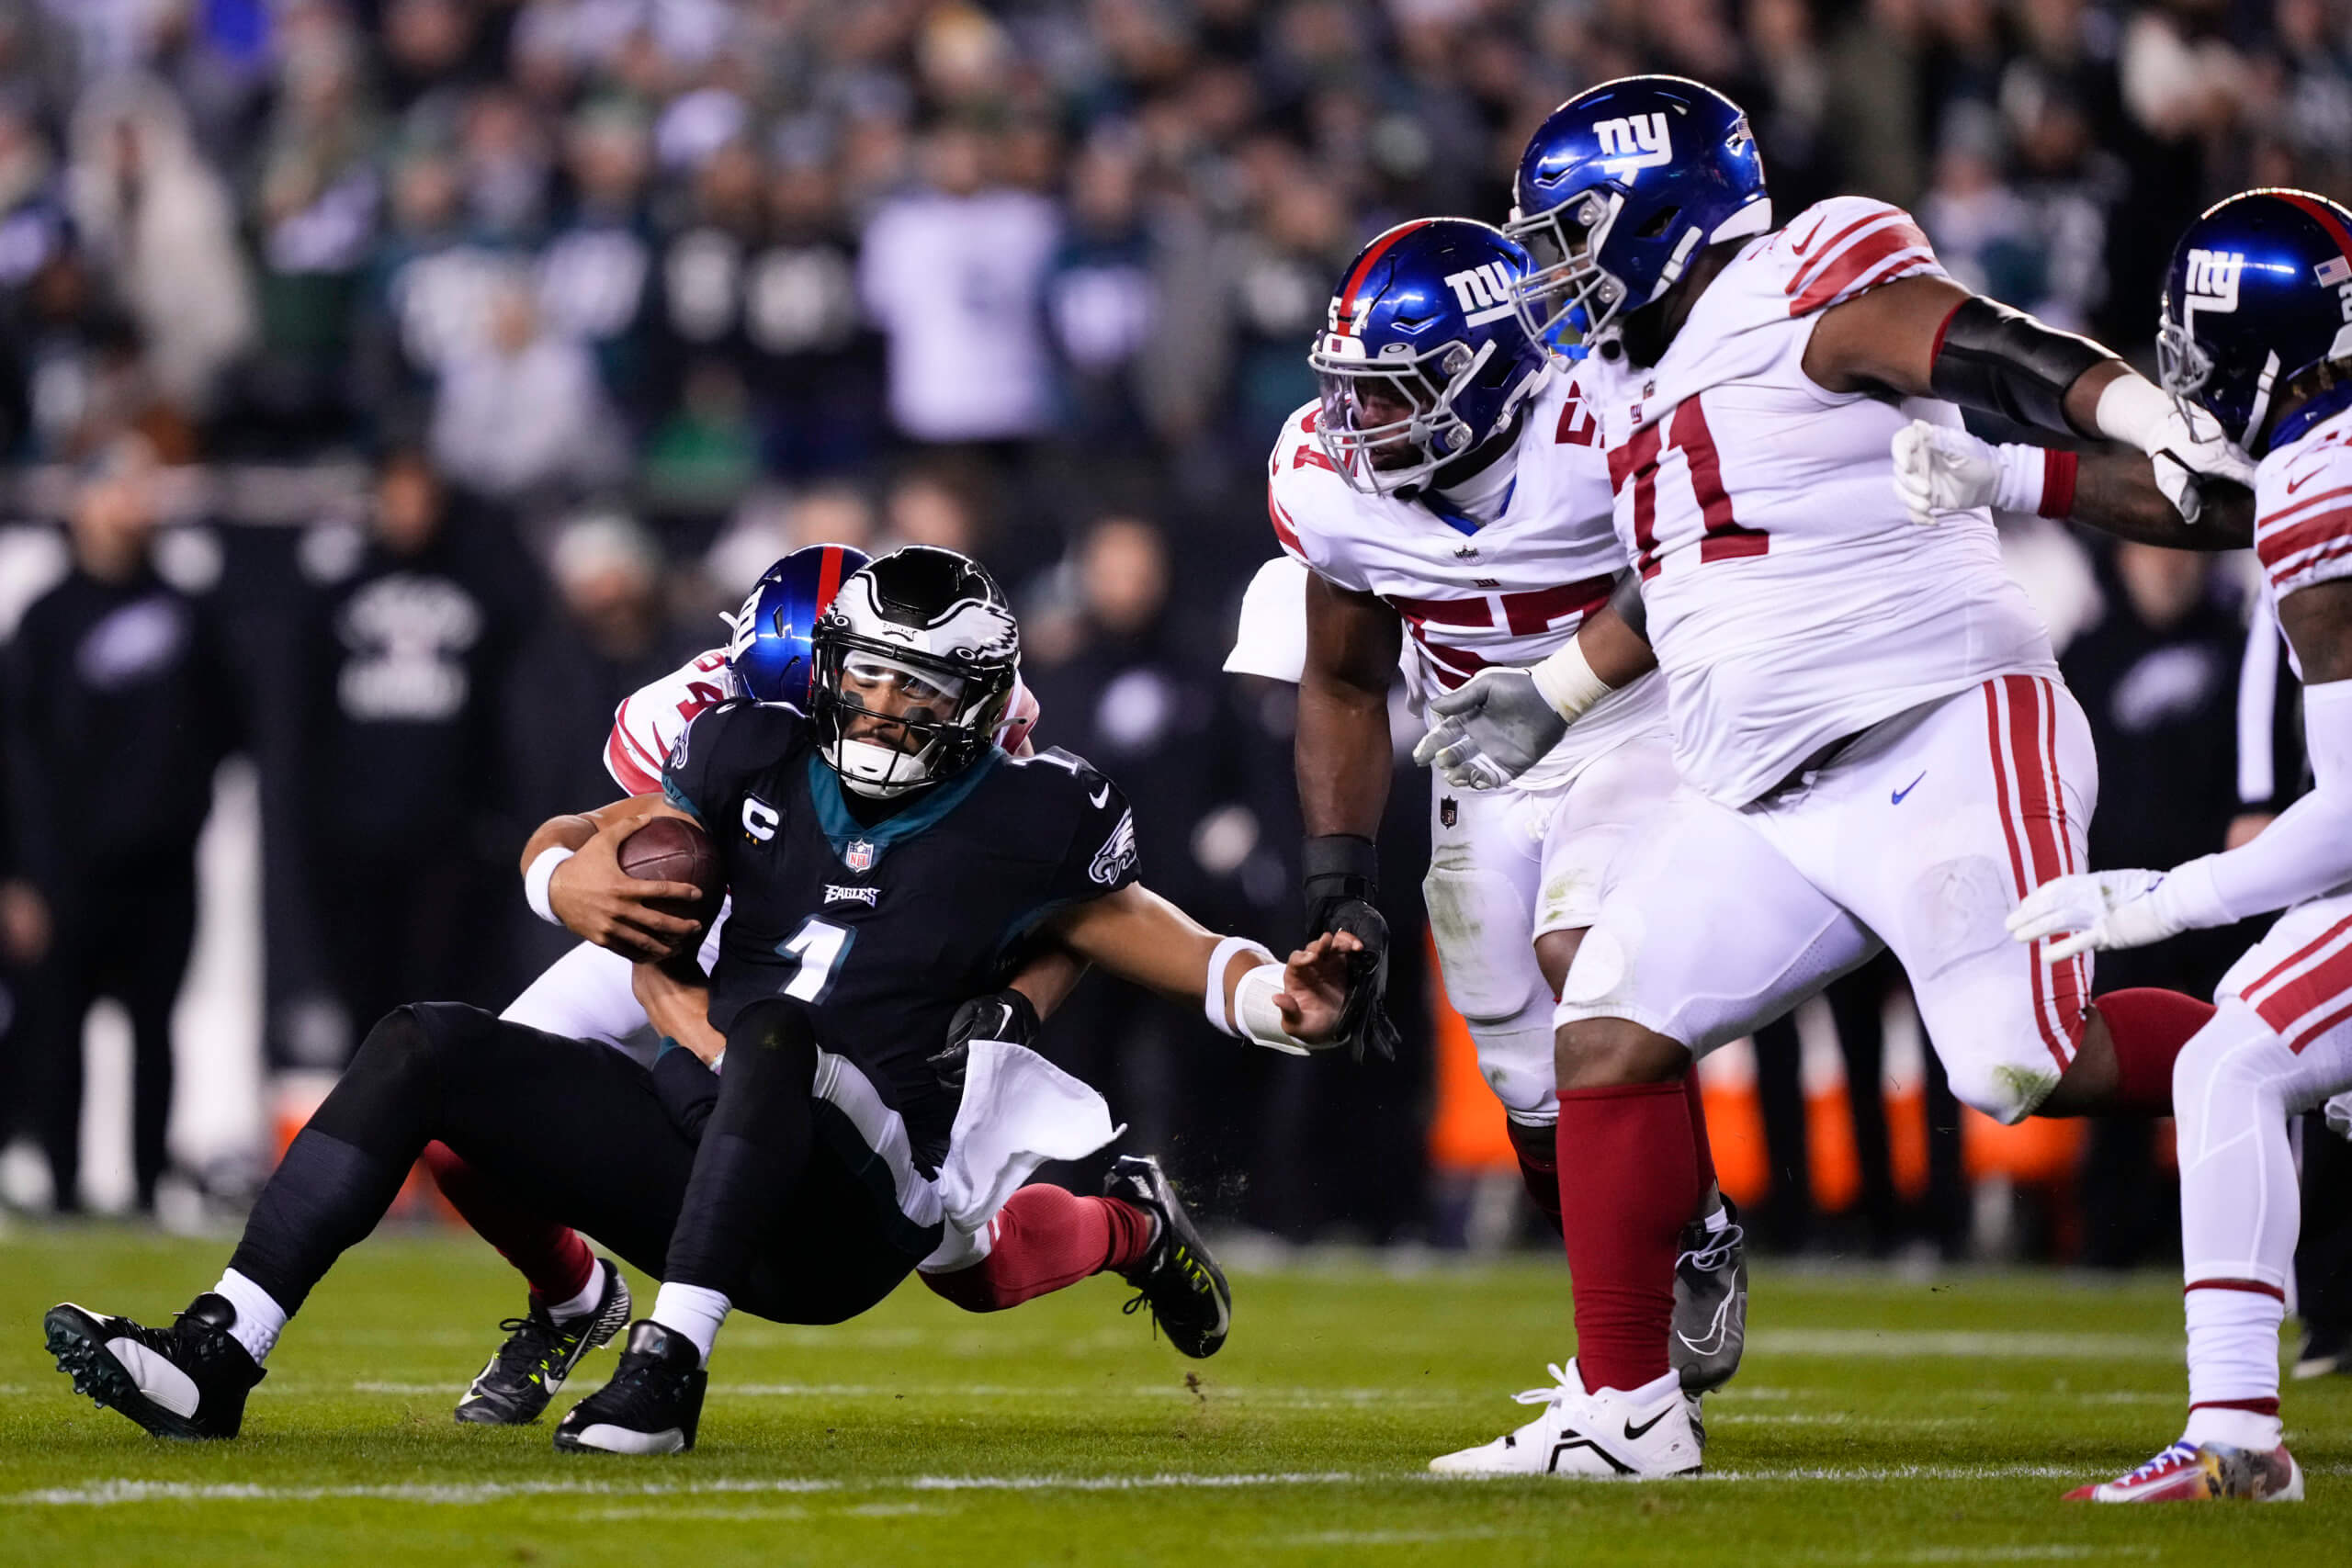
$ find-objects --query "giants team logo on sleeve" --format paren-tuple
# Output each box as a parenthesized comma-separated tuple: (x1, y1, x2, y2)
(1443, 263, 1520, 326)
(1594, 112, 1671, 176)
(1088, 809, 1138, 886)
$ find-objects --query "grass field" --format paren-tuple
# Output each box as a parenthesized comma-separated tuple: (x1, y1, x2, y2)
(1, 1225, 2346, 1565)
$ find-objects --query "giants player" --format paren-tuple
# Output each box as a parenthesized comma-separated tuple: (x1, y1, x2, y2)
(1410, 75, 2252, 1476)
(1274, 218, 1746, 1409)
(428, 547, 1227, 1428)
(2010, 190, 2352, 1503)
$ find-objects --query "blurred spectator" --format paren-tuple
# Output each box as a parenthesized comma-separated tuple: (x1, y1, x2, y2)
(2, 439, 242, 1210)
(298, 450, 537, 1052)
(739, 132, 887, 477)
(704, 479, 879, 596)
(428, 275, 625, 501)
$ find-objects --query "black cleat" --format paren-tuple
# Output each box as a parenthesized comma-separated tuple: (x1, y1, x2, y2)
(1105, 1155, 1231, 1359)
(456, 1258, 632, 1426)
(2293, 1325, 2352, 1380)
(44, 1294, 265, 1440)
(552, 1320, 707, 1454)
(1671, 1196, 1747, 1394)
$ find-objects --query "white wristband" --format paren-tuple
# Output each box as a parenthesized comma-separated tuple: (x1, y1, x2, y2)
(1233, 962, 1312, 1055)
(1529, 638, 1613, 722)
(1204, 935, 1273, 1035)
(2092, 374, 2173, 455)
(1992, 443, 2045, 513)
(524, 845, 574, 926)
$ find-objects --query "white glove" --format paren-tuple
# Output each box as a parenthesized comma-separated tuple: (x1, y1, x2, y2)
(1412, 667, 1569, 791)
(2094, 377, 2256, 525)
(2005, 868, 2187, 962)
(1892, 420, 2000, 525)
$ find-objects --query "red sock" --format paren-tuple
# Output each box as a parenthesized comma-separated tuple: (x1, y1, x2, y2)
(1683, 1072, 1718, 1197)
(2095, 988, 2217, 1116)
(920, 1185, 1156, 1312)
(421, 1142, 595, 1303)
(1555, 1079, 1696, 1393)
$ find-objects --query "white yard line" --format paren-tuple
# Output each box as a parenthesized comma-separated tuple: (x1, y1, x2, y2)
(1748, 1331, 2180, 1360)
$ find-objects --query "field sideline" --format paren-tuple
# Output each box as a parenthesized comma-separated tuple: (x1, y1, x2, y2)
(1, 1227, 2345, 1565)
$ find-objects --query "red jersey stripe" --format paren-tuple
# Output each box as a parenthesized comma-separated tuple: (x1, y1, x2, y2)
(2257, 505, 2352, 570)
(2259, 481, 2352, 529)
(1501, 575, 1614, 635)
(605, 727, 661, 795)
(1785, 210, 1893, 295)
(1267, 492, 1304, 557)
(1789, 220, 1936, 315)
(1387, 593, 1495, 628)
(2249, 935, 2352, 1043)
(2239, 912, 2352, 998)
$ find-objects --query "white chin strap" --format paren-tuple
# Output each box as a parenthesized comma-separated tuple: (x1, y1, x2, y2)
(831, 735, 934, 798)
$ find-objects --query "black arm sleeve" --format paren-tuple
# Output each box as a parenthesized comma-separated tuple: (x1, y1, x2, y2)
(1609, 570, 1648, 640)
(1928, 296, 2119, 438)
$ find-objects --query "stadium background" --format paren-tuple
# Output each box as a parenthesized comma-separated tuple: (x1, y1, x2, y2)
(0, 0, 2335, 1269)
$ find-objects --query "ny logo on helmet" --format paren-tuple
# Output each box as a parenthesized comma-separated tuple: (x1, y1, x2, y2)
(1443, 263, 1520, 326)
(2184, 249, 2246, 312)
(1595, 113, 1672, 177)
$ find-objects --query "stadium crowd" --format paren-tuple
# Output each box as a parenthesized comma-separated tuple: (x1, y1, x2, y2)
(0, 0, 2344, 1269)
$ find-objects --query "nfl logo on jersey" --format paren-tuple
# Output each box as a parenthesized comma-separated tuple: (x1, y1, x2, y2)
(844, 839, 875, 873)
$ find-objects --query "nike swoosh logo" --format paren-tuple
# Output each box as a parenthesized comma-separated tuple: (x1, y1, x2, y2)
(1622, 1408, 1670, 1442)
(2288, 469, 2321, 494)
(1790, 217, 1826, 254)
(1090, 784, 1111, 808)
(1891, 772, 1926, 805)
(1676, 1292, 1736, 1358)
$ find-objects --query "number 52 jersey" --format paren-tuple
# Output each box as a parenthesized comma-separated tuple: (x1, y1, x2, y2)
(662, 698, 1139, 1158)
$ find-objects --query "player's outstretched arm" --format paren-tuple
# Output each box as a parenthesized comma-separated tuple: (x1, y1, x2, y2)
(1811, 274, 2254, 522)
(2012, 580, 2352, 959)
(1892, 420, 2253, 548)
(520, 795, 709, 961)
(1049, 883, 1356, 1051)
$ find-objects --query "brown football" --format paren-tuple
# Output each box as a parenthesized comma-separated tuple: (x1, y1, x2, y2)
(616, 814, 725, 922)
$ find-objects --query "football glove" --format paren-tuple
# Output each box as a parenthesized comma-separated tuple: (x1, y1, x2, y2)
(2005, 868, 2185, 962)
(1413, 668, 1569, 791)
(930, 987, 1043, 1090)
(1303, 835, 1399, 1063)
(1891, 420, 1999, 525)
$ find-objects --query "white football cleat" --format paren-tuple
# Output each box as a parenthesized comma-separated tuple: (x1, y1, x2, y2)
(1429, 1359, 1702, 1478)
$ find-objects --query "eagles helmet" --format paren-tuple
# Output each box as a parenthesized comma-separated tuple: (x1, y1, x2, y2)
(811, 545, 1020, 798)
(2159, 188, 2352, 457)
(1505, 75, 1770, 354)
(1308, 218, 1554, 497)
(726, 543, 872, 708)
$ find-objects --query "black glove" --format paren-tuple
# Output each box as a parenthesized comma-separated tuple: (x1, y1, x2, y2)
(1302, 834, 1400, 1064)
(930, 987, 1043, 1090)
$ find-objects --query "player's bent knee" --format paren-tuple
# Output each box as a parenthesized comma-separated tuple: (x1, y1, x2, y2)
(353, 1002, 484, 1086)
(1939, 1055, 2052, 1126)
(1554, 1016, 1686, 1089)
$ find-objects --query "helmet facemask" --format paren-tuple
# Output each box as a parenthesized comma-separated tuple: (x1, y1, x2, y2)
(811, 636, 1010, 799)
(1310, 334, 1499, 497)
(1505, 189, 1628, 351)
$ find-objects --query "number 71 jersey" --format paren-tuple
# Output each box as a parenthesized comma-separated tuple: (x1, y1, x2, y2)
(661, 697, 1138, 1156)
(1576, 196, 2057, 807)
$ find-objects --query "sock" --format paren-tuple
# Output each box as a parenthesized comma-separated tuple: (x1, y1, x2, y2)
(210, 1269, 288, 1364)
(2183, 1393, 2285, 1451)
(1503, 1118, 1564, 1235)
(1683, 1071, 1718, 1197)
(544, 1263, 606, 1323)
(1555, 1077, 1697, 1393)
(920, 1187, 1156, 1312)
(420, 1142, 596, 1304)
(2095, 988, 2217, 1115)
(650, 1282, 729, 1366)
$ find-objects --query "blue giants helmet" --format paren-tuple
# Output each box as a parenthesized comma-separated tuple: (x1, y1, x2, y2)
(2159, 188, 2352, 457)
(1505, 75, 1770, 352)
(1307, 218, 1554, 497)
(725, 543, 871, 707)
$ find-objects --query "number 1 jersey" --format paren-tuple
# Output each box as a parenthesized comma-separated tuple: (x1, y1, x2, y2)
(662, 699, 1139, 1156)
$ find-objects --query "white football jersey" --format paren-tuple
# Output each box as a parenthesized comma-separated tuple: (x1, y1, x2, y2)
(1268, 365, 1667, 789)
(2255, 402, 2352, 661)
(1573, 196, 2058, 807)
(602, 649, 1044, 795)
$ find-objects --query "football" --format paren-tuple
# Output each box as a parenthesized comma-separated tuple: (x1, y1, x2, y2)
(616, 813, 725, 923)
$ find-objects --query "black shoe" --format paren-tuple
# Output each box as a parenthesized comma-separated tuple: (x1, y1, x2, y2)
(552, 1320, 707, 1454)
(1671, 1195, 1747, 1394)
(1105, 1155, 1230, 1359)
(2293, 1325, 2352, 1380)
(44, 1294, 266, 1440)
(456, 1258, 632, 1426)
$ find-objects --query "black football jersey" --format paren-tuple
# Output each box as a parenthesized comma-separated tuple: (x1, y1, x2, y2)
(662, 699, 1139, 1157)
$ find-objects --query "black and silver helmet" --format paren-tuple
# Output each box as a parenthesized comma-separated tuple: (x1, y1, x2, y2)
(810, 545, 1021, 798)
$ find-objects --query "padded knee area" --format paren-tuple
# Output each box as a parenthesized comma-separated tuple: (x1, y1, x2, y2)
(1939, 1055, 2054, 1127)
(1423, 863, 1545, 1023)
(309, 1004, 482, 1156)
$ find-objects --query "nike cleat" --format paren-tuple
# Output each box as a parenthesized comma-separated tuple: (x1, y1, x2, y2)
(1105, 1155, 1231, 1359)
(44, 1294, 266, 1440)
(456, 1257, 632, 1426)
(552, 1320, 707, 1454)
(1430, 1358, 1702, 1479)
(2066, 1440, 2304, 1503)
(1671, 1197, 1747, 1394)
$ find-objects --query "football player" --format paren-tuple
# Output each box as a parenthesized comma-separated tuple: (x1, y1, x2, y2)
(1408, 75, 2255, 1476)
(427, 547, 1208, 1429)
(2007, 189, 2352, 1503)
(1265, 218, 1747, 1421)
(43, 547, 1359, 1450)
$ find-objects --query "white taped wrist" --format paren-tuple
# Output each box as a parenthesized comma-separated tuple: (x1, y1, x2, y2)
(525, 846, 574, 926)
(2093, 375, 2173, 455)
(1233, 963, 1311, 1055)
(1530, 640, 1612, 721)
(1204, 936, 1273, 1036)
(1992, 443, 2046, 513)
(2153, 855, 2235, 932)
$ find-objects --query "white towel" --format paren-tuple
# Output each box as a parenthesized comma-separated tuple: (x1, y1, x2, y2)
(919, 1039, 1122, 1271)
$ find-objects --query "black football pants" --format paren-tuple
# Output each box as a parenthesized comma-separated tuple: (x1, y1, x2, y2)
(226, 1002, 938, 1325)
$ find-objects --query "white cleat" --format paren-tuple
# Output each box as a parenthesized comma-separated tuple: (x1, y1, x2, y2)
(1429, 1359, 1702, 1479)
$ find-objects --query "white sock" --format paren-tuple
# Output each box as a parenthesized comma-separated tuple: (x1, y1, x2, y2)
(543, 1261, 605, 1323)
(1702, 1202, 1731, 1235)
(211, 1269, 288, 1365)
(2183, 1403, 2284, 1451)
(2183, 1285, 2284, 1425)
(650, 1282, 729, 1366)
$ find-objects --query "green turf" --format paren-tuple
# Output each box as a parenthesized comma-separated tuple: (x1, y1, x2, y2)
(0, 1225, 2345, 1565)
